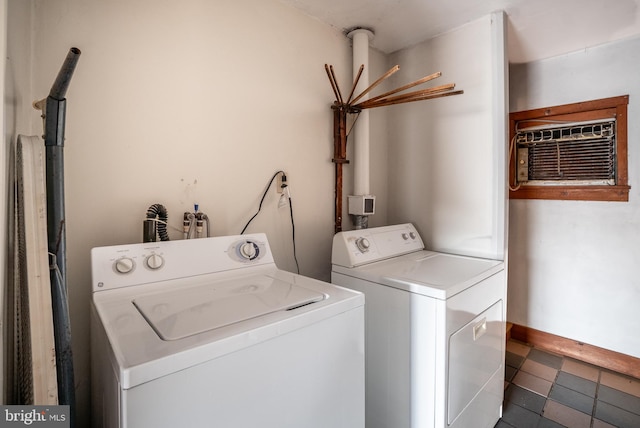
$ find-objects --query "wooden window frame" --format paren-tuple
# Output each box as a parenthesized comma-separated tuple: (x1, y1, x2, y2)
(509, 95, 630, 201)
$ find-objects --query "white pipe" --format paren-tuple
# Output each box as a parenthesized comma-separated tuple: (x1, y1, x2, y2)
(347, 28, 374, 196)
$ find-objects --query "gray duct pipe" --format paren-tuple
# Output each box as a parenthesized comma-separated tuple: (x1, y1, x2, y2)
(44, 47, 80, 427)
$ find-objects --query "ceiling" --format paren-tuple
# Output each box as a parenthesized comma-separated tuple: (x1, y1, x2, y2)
(279, 0, 640, 63)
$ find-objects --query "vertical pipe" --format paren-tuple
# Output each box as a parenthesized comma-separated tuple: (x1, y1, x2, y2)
(348, 29, 374, 196)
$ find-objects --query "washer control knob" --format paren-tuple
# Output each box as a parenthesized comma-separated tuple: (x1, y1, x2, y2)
(146, 253, 164, 270)
(240, 242, 257, 260)
(409, 232, 416, 240)
(355, 237, 370, 253)
(114, 257, 135, 274)
(401, 233, 409, 240)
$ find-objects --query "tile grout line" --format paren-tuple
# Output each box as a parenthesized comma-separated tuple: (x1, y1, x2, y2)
(590, 368, 602, 427)
(541, 356, 562, 423)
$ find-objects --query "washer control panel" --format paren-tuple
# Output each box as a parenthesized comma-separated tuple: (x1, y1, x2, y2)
(331, 223, 424, 267)
(91, 234, 274, 292)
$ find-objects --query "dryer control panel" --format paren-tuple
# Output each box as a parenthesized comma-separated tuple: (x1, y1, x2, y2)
(332, 223, 424, 267)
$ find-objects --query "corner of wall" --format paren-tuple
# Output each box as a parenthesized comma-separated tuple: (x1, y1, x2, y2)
(491, 10, 509, 261)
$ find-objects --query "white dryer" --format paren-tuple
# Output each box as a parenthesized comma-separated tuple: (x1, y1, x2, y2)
(91, 233, 364, 428)
(331, 223, 506, 428)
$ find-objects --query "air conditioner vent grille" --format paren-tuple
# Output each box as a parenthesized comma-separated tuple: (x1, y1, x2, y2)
(516, 120, 616, 183)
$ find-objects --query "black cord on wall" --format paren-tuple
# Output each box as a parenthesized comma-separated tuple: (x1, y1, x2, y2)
(288, 196, 300, 274)
(240, 170, 300, 274)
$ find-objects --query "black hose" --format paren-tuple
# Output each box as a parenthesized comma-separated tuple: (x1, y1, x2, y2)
(49, 47, 81, 100)
(44, 47, 81, 425)
(146, 204, 170, 241)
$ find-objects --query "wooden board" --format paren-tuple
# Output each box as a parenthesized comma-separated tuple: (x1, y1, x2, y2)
(16, 135, 58, 404)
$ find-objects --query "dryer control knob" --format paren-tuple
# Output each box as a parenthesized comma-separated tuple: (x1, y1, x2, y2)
(114, 257, 135, 274)
(355, 237, 370, 253)
(146, 253, 164, 270)
(402, 233, 409, 240)
(240, 242, 257, 260)
(409, 232, 416, 240)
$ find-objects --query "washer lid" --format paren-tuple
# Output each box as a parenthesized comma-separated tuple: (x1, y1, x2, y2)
(133, 275, 326, 340)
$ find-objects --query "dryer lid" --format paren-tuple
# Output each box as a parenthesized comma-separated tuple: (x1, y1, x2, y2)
(390, 253, 501, 287)
(133, 275, 325, 340)
(342, 251, 504, 299)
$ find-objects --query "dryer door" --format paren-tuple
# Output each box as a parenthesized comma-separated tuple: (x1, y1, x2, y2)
(447, 299, 504, 425)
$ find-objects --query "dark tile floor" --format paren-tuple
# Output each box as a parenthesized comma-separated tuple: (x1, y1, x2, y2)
(495, 340, 640, 428)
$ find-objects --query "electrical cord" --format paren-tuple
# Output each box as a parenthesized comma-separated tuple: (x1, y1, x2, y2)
(240, 170, 300, 274)
(287, 191, 300, 274)
(240, 170, 283, 234)
(508, 134, 521, 192)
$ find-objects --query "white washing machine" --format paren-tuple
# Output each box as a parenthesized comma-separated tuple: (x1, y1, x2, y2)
(91, 233, 364, 428)
(331, 223, 506, 428)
